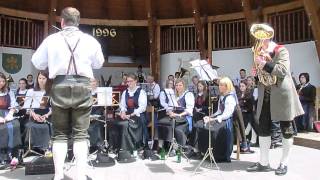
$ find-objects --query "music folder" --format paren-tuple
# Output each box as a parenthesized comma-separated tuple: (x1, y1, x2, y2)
(22, 90, 49, 109)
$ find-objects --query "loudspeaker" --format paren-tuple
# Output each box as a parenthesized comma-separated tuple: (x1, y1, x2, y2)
(25, 156, 55, 175)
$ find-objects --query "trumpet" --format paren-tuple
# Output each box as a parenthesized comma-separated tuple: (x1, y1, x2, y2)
(250, 24, 277, 86)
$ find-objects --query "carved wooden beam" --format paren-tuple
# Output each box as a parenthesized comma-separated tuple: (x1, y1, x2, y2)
(303, 0, 320, 60)
(192, 0, 206, 60)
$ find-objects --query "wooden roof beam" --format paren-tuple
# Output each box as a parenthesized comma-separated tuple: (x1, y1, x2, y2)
(146, 0, 159, 81)
(303, 0, 320, 60)
(192, 0, 206, 60)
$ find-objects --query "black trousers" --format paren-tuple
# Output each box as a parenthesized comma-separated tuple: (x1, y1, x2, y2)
(258, 97, 295, 139)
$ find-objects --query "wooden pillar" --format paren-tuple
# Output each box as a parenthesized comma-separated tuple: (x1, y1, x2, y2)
(146, 0, 159, 81)
(242, 0, 254, 26)
(48, 0, 57, 35)
(192, 0, 206, 60)
(156, 24, 161, 82)
(44, 20, 48, 38)
(207, 22, 212, 64)
(303, 0, 320, 60)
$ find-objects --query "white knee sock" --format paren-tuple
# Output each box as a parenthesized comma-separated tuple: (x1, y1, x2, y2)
(245, 124, 252, 136)
(52, 142, 68, 180)
(259, 136, 271, 166)
(158, 140, 164, 148)
(280, 138, 293, 166)
(251, 129, 257, 144)
(73, 140, 89, 180)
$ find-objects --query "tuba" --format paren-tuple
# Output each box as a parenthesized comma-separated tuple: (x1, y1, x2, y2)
(250, 24, 277, 86)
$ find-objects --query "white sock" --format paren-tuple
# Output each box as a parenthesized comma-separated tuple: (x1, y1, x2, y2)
(73, 140, 89, 180)
(245, 124, 252, 136)
(158, 140, 164, 148)
(259, 136, 271, 166)
(52, 142, 67, 180)
(251, 129, 257, 144)
(280, 138, 293, 166)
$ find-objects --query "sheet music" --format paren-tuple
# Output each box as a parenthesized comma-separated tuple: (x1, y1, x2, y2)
(23, 90, 46, 109)
(164, 88, 178, 107)
(96, 87, 113, 106)
(190, 59, 219, 81)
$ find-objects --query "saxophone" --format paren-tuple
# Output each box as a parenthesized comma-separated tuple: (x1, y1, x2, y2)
(250, 24, 277, 86)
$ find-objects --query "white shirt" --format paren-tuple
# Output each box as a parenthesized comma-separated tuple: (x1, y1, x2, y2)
(148, 82, 160, 99)
(120, 86, 147, 117)
(176, 91, 195, 116)
(213, 93, 237, 122)
(159, 89, 178, 112)
(31, 26, 104, 79)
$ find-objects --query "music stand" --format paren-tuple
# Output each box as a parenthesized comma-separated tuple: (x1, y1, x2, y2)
(89, 88, 116, 166)
(22, 91, 49, 158)
(166, 116, 189, 162)
(190, 60, 222, 176)
(162, 89, 190, 162)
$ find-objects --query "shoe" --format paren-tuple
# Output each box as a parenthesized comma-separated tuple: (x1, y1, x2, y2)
(240, 148, 255, 154)
(275, 164, 287, 176)
(247, 162, 272, 172)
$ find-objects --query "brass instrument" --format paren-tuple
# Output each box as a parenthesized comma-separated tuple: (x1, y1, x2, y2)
(250, 24, 277, 86)
(6, 75, 14, 83)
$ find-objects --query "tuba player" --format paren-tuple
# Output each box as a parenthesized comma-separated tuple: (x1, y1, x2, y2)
(246, 24, 304, 175)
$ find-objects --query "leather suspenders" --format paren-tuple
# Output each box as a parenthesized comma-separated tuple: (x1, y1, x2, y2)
(62, 36, 80, 75)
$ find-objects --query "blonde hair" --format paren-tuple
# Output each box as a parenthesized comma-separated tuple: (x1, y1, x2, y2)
(219, 77, 234, 94)
(174, 78, 186, 96)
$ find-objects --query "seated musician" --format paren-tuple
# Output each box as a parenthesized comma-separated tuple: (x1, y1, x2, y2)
(189, 77, 236, 162)
(193, 81, 209, 123)
(24, 71, 52, 154)
(157, 78, 194, 154)
(145, 74, 160, 107)
(108, 73, 147, 159)
(87, 78, 104, 152)
(15, 78, 29, 134)
(0, 73, 22, 169)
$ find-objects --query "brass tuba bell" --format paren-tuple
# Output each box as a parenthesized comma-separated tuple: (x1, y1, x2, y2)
(6, 75, 14, 83)
(250, 23, 277, 86)
(179, 67, 188, 78)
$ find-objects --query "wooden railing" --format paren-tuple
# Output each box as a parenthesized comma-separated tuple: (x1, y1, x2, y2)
(267, 8, 313, 44)
(161, 25, 198, 53)
(212, 19, 250, 50)
(0, 15, 44, 49)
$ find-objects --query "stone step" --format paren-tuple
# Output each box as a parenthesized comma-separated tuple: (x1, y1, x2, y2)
(294, 132, 320, 150)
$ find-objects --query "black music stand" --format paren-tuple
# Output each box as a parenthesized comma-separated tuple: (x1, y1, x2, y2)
(22, 92, 50, 158)
(88, 89, 117, 167)
(162, 89, 190, 161)
(190, 60, 222, 177)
